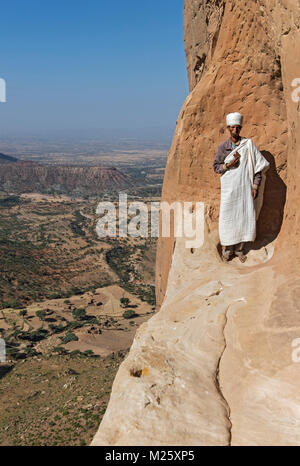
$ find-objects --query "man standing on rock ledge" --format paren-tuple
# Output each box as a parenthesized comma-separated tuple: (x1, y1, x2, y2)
(213, 112, 270, 262)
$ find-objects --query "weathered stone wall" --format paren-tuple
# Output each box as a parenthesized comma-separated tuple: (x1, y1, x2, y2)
(156, 0, 300, 308)
(91, 1, 300, 446)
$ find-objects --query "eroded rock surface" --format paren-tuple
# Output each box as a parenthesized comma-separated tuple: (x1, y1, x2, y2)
(92, 0, 300, 446)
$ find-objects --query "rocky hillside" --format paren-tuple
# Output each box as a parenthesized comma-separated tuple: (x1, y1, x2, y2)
(0, 161, 132, 195)
(91, 0, 300, 446)
(0, 153, 18, 164)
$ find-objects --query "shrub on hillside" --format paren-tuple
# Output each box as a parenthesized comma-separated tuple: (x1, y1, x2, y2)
(122, 309, 138, 319)
(60, 332, 78, 344)
(72, 308, 87, 321)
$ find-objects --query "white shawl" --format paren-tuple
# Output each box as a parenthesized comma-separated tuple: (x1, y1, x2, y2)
(219, 138, 270, 246)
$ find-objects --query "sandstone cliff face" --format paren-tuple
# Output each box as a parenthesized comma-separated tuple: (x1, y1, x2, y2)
(92, 0, 300, 446)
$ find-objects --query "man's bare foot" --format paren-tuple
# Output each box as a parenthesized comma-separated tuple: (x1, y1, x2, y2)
(222, 246, 234, 262)
(238, 254, 247, 263)
(222, 251, 232, 262)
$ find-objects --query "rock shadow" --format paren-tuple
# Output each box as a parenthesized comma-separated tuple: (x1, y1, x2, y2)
(246, 150, 286, 253)
(217, 150, 286, 257)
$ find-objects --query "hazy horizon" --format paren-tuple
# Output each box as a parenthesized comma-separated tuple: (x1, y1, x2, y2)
(0, 125, 174, 143)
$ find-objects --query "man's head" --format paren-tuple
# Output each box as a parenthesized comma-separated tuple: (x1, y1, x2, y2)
(226, 112, 243, 140)
(228, 124, 241, 139)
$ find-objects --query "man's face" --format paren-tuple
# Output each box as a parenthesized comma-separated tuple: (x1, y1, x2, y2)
(228, 125, 241, 139)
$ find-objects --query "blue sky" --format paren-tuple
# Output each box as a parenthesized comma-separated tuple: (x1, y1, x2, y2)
(0, 0, 188, 137)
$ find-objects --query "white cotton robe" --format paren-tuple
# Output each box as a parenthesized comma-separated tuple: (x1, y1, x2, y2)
(219, 138, 270, 246)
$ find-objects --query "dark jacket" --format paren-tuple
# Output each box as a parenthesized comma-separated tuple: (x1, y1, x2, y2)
(213, 137, 262, 187)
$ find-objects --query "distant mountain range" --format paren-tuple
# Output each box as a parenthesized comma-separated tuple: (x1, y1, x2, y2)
(0, 155, 132, 195)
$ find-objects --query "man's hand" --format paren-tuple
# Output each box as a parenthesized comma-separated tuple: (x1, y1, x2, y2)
(252, 188, 258, 200)
(226, 152, 240, 169)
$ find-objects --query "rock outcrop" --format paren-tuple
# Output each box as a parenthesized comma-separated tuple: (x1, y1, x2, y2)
(0, 161, 132, 195)
(92, 0, 300, 446)
(0, 153, 18, 164)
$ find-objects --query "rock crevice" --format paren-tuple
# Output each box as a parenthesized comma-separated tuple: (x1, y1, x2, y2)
(215, 303, 232, 446)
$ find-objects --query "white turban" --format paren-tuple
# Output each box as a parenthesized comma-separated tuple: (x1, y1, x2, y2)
(226, 112, 243, 127)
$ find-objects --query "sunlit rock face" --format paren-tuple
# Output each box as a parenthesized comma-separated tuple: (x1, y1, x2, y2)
(91, 1, 300, 446)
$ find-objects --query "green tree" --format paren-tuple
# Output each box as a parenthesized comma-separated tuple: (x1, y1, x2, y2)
(120, 297, 130, 308)
(60, 332, 78, 344)
(36, 310, 46, 321)
(122, 309, 138, 319)
(72, 308, 87, 321)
